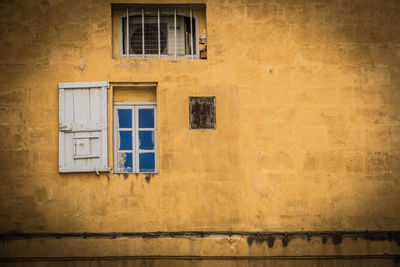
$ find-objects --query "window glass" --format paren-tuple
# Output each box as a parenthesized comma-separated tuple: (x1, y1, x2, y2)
(117, 109, 132, 128)
(118, 131, 133, 150)
(139, 109, 154, 128)
(117, 152, 133, 172)
(139, 130, 155, 150)
(139, 152, 155, 172)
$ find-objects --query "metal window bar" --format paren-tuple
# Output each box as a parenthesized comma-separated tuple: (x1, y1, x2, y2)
(142, 8, 145, 58)
(126, 7, 129, 57)
(158, 8, 160, 58)
(174, 8, 177, 59)
(124, 6, 198, 58)
(190, 8, 193, 59)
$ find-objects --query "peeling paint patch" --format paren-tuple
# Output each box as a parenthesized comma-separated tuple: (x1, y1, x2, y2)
(247, 235, 275, 248)
(247, 235, 293, 248)
(145, 175, 151, 183)
(332, 233, 343, 245)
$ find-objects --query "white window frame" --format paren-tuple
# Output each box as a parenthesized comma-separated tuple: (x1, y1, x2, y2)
(119, 8, 200, 59)
(113, 101, 158, 173)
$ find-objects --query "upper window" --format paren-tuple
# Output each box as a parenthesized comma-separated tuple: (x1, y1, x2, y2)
(112, 4, 207, 59)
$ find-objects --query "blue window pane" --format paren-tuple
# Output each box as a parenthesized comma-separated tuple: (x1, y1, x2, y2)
(118, 109, 132, 128)
(139, 152, 155, 172)
(139, 131, 154, 150)
(119, 131, 132, 150)
(139, 109, 154, 128)
(117, 152, 133, 172)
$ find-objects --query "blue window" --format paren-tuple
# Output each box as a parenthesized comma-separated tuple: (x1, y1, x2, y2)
(114, 103, 157, 173)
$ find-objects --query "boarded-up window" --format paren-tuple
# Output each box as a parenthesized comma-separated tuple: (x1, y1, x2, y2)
(189, 97, 216, 129)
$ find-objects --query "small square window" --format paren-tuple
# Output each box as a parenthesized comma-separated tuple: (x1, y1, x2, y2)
(189, 97, 216, 130)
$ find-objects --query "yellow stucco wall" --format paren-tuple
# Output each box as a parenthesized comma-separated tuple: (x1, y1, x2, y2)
(0, 0, 400, 265)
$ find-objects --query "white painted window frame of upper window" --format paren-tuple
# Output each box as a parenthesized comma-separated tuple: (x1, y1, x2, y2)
(119, 7, 200, 59)
(113, 101, 158, 174)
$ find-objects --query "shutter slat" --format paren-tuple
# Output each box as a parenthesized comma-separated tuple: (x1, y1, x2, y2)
(63, 133, 74, 169)
(90, 87, 101, 123)
(73, 89, 90, 124)
(100, 85, 108, 170)
(59, 88, 65, 169)
(64, 89, 74, 124)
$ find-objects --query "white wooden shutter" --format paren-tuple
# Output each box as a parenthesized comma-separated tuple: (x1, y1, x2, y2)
(59, 81, 109, 173)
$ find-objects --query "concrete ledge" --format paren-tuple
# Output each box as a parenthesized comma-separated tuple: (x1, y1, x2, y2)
(1, 234, 399, 259)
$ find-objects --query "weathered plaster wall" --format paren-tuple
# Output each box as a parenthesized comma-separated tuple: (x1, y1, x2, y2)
(0, 0, 400, 264)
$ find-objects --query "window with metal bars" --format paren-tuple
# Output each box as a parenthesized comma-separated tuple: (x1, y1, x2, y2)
(118, 5, 205, 59)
